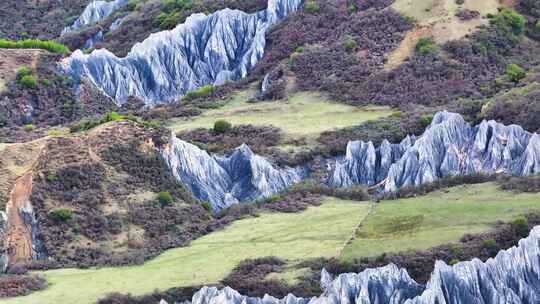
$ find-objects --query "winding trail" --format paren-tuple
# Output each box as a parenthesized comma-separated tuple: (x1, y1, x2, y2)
(6, 171, 34, 264)
(338, 202, 376, 258)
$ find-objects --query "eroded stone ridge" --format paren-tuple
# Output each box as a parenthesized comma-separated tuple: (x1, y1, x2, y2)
(328, 111, 540, 191)
(62, 0, 129, 35)
(185, 226, 540, 304)
(161, 135, 307, 211)
(60, 0, 302, 106)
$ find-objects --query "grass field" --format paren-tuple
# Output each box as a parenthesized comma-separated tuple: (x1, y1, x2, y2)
(341, 183, 540, 261)
(6, 198, 370, 304)
(168, 91, 393, 140)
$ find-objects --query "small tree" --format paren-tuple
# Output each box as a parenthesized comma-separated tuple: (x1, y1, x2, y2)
(343, 36, 357, 52)
(304, 1, 320, 14)
(482, 239, 499, 256)
(511, 216, 529, 237)
(158, 191, 173, 207)
(16, 67, 31, 79)
(415, 37, 438, 55)
(48, 208, 73, 222)
(213, 119, 232, 134)
(506, 63, 526, 82)
(19, 75, 37, 89)
(201, 201, 212, 212)
(24, 124, 35, 132)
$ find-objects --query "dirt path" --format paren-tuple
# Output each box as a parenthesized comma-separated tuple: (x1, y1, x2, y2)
(385, 25, 433, 70)
(337, 202, 376, 258)
(5, 172, 35, 264)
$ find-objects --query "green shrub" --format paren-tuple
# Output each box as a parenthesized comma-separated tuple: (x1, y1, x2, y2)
(489, 8, 525, 37)
(0, 39, 69, 54)
(182, 85, 214, 101)
(201, 201, 212, 212)
(213, 119, 232, 134)
(347, 4, 357, 14)
(449, 244, 463, 257)
(343, 36, 357, 51)
(511, 216, 529, 237)
(506, 63, 526, 82)
(48, 208, 73, 222)
(0, 112, 6, 127)
(535, 20, 540, 33)
(482, 239, 499, 256)
(41, 79, 51, 87)
(24, 124, 35, 132)
(157, 191, 173, 207)
(415, 37, 438, 55)
(304, 1, 320, 14)
(419, 114, 434, 128)
(19, 75, 37, 89)
(16, 67, 31, 79)
(449, 259, 460, 266)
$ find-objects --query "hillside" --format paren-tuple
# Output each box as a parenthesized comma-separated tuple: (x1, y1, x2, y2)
(1, 0, 540, 303)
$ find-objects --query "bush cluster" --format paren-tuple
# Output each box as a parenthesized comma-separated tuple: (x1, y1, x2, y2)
(154, 0, 267, 29)
(69, 112, 158, 133)
(48, 208, 73, 222)
(213, 119, 232, 134)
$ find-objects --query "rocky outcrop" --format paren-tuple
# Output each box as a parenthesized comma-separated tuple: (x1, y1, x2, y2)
(328, 111, 540, 191)
(59, 0, 303, 106)
(189, 226, 540, 304)
(161, 135, 307, 211)
(0, 212, 7, 273)
(61, 0, 129, 35)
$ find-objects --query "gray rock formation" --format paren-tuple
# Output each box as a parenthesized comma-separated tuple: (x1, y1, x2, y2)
(18, 199, 47, 261)
(328, 111, 540, 191)
(83, 30, 104, 50)
(62, 0, 129, 35)
(406, 225, 540, 304)
(161, 135, 307, 211)
(0, 212, 7, 273)
(59, 0, 303, 106)
(190, 226, 540, 304)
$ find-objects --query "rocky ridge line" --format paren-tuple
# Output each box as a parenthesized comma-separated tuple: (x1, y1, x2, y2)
(59, 0, 302, 106)
(161, 135, 307, 211)
(328, 111, 540, 191)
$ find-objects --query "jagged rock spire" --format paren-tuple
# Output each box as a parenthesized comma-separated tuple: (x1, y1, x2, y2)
(189, 226, 540, 304)
(62, 0, 129, 35)
(161, 134, 307, 211)
(60, 0, 303, 106)
(328, 111, 540, 192)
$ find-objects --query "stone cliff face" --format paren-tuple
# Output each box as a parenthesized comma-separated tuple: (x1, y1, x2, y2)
(59, 0, 303, 106)
(328, 111, 540, 191)
(0, 212, 7, 273)
(188, 226, 540, 304)
(61, 0, 129, 35)
(161, 135, 307, 211)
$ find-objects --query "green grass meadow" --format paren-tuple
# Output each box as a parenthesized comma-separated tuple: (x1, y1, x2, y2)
(341, 183, 540, 261)
(168, 91, 393, 139)
(6, 198, 369, 304)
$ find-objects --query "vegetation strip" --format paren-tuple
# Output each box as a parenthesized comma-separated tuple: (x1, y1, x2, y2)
(0, 39, 69, 54)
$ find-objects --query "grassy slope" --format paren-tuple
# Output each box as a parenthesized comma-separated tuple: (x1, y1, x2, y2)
(341, 183, 540, 261)
(6, 198, 370, 304)
(168, 91, 393, 140)
(386, 0, 501, 68)
(391, 0, 500, 42)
